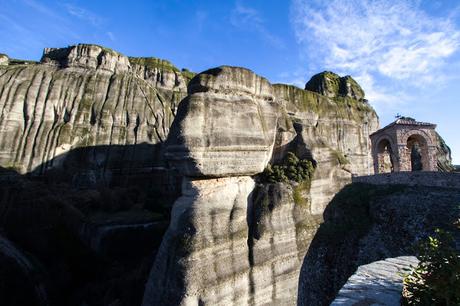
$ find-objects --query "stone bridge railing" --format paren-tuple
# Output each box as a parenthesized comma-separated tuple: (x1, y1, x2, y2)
(352, 172, 460, 189)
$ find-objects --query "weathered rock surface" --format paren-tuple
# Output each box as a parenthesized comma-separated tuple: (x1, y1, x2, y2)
(0, 44, 191, 182)
(144, 66, 377, 305)
(143, 176, 256, 305)
(42, 44, 131, 73)
(331, 256, 419, 306)
(143, 178, 321, 306)
(273, 83, 378, 213)
(166, 66, 279, 177)
(247, 183, 321, 305)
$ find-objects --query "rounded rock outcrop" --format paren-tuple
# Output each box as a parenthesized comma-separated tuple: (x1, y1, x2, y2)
(188, 66, 274, 99)
(305, 71, 365, 101)
(165, 66, 279, 177)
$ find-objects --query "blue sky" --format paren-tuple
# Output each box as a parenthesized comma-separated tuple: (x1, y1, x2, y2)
(1, 0, 459, 163)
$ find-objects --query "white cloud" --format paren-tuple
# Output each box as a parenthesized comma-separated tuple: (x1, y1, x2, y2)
(63, 3, 104, 27)
(231, 4, 284, 48)
(291, 0, 460, 109)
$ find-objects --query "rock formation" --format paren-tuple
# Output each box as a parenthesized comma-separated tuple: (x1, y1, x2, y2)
(165, 66, 279, 177)
(305, 71, 365, 101)
(0, 44, 190, 182)
(143, 66, 378, 305)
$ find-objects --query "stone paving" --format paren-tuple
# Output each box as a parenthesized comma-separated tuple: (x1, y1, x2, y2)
(330, 256, 419, 306)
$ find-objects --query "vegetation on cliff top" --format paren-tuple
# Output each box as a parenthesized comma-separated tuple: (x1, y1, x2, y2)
(8, 58, 38, 65)
(129, 57, 195, 80)
(304, 71, 365, 101)
(273, 83, 374, 123)
(129, 56, 179, 72)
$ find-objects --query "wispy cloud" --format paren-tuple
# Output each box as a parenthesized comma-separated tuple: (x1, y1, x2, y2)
(63, 3, 104, 27)
(107, 31, 116, 41)
(23, 0, 66, 21)
(291, 0, 460, 112)
(231, 4, 284, 48)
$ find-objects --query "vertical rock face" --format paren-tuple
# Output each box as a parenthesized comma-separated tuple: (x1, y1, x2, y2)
(165, 66, 279, 177)
(0, 45, 190, 182)
(143, 66, 378, 305)
(273, 83, 378, 213)
(248, 183, 321, 305)
(143, 176, 255, 306)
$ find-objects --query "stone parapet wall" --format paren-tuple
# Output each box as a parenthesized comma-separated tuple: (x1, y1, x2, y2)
(353, 172, 460, 189)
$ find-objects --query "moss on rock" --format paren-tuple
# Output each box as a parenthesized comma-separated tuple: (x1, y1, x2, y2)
(305, 71, 365, 101)
(129, 57, 179, 72)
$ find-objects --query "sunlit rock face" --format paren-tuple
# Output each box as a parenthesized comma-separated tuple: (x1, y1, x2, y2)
(0, 44, 190, 179)
(273, 83, 378, 213)
(41, 44, 131, 73)
(165, 66, 279, 177)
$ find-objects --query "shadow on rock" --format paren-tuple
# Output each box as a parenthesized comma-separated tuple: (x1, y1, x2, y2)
(0, 143, 183, 306)
(297, 182, 460, 306)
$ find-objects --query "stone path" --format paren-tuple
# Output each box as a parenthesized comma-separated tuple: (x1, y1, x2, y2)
(330, 256, 419, 306)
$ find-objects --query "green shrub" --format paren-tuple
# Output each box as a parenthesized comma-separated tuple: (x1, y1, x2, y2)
(402, 229, 460, 305)
(261, 152, 315, 184)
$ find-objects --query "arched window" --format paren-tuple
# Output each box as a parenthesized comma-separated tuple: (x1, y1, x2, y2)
(376, 139, 394, 173)
(406, 134, 429, 171)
